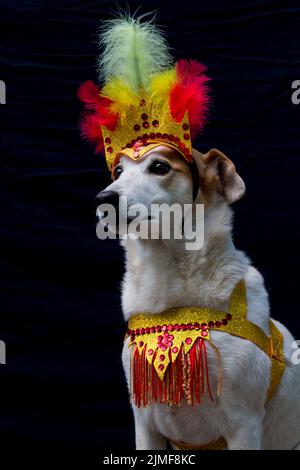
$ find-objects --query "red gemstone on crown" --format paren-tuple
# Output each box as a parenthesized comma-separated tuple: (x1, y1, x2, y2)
(141, 113, 148, 120)
(183, 123, 189, 130)
(185, 337, 192, 345)
(138, 341, 144, 347)
(107, 147, 113, 153)
(156, 325, 161, 332)
(222, 319, 228, 325)
(159, 354, 165, 361)
(227, 313, 232, 321)
(105, 137, 111, 144)
(143, 121, 149, 129)
(208, 321, 215, 328)
(183, 133, 190, 140)
(150, 132, 155, 139)
(215, 321, 222, 328)
(150, 326, 156, 333)
(158, 364, 165, 371)
(134, 124, 140, 131)
(152, 120, 159, 127)
(148, 349, 153, 356)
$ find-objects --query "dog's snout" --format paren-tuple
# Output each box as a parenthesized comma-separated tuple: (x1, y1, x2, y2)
(95, 190, 119, 207)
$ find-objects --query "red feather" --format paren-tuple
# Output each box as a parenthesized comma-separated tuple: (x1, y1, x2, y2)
(78, 80, 119, 153)
(170, 60, 211, 139)
(79, 113, 104, 154)
(176, 59, 207, 84)
(77, 80, 102, 109)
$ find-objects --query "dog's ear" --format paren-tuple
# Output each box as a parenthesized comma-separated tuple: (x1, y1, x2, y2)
(192, 148, 245, 204)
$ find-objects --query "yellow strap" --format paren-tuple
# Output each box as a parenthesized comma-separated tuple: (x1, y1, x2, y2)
(267, 320, 285, 400)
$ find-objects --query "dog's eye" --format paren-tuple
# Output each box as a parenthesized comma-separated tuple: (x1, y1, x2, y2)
(148, 160, 171, 176)
(114, 166, 123, 179)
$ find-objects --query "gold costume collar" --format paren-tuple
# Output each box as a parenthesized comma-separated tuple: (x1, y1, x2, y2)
(126, 280, 285, 409)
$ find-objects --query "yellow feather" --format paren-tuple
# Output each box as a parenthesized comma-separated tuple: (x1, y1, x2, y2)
(101, 77, 139, 119)
(150, 68, 176, 103)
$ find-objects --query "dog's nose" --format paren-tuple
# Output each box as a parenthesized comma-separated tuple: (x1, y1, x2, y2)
(95, 190, 119, 207)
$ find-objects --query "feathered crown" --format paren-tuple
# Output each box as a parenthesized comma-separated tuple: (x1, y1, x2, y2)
(78, 14, 211, 173)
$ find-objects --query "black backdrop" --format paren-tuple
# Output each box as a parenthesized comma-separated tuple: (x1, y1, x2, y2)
(0, 0, 300, 457)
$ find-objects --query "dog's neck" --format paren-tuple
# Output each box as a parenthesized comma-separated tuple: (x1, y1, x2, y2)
(121, 202, 250, 320)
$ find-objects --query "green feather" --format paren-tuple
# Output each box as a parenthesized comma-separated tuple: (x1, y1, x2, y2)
(97, 12, 173, 91)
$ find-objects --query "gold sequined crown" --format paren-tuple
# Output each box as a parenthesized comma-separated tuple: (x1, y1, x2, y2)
(78, 15, 210, 172)
(101, 96, 192, 170)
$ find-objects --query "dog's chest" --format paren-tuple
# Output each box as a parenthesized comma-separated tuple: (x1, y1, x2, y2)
(122, 327, 271, 446)
(121, 239, 246, 317)
(122, 259, 230, 316)
(147, 400, 221, 444)
(121, 338, 222, 443)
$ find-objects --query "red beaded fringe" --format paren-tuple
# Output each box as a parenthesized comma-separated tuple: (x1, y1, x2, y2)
(131, 338, 214, 407)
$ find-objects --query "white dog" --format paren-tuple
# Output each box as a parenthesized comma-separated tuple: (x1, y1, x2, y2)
(97, 145, 300, 450)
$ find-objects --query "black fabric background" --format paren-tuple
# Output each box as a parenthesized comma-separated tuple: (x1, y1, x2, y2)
(0, 0, 300, 456)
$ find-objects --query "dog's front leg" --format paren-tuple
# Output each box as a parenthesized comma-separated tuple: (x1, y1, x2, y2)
(133, 408, 167, 450)
(224, 414, 263, 450)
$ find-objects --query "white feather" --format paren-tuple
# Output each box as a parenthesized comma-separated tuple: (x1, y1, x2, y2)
(97, 12, 173, 91)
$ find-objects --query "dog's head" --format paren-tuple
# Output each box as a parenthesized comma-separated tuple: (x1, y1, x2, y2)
(95, 145, 245, 236)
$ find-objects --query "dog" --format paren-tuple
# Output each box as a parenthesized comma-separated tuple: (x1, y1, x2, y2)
(96, 145, 300, 450)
